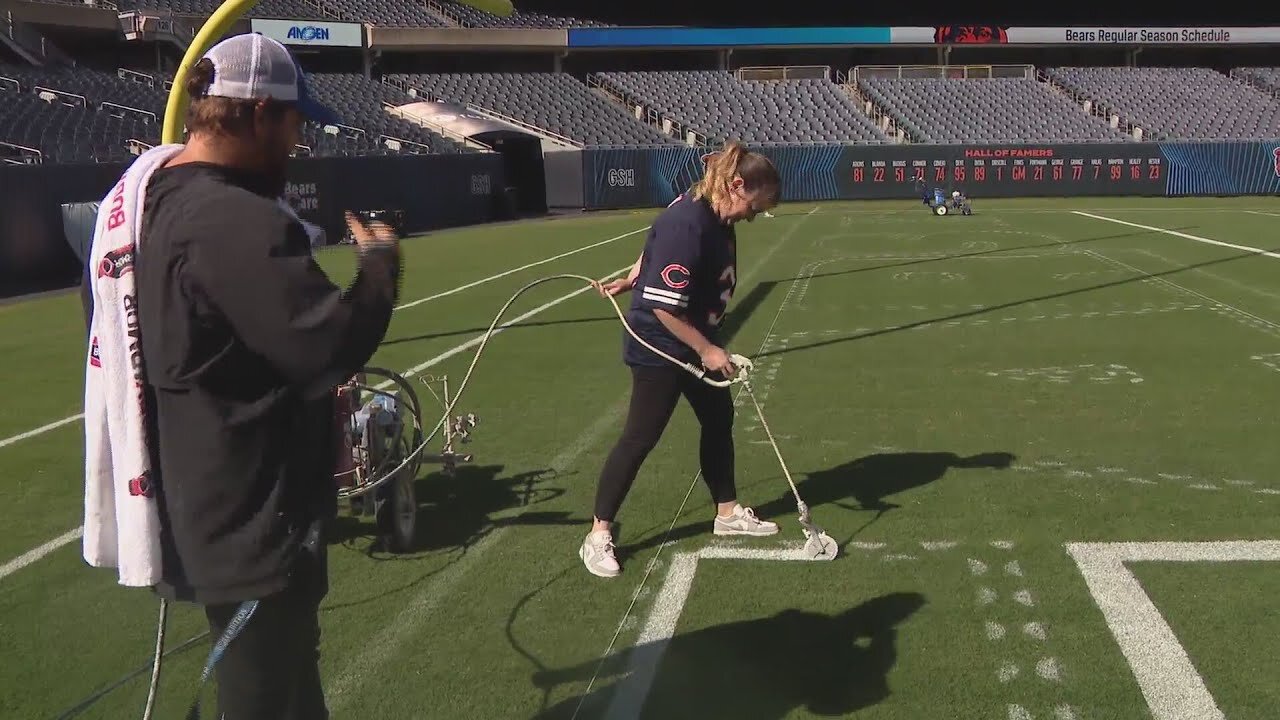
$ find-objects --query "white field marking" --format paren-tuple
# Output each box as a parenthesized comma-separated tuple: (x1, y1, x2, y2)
(394, 226, 647, 310)
(891, 270, 966, 282)
(1055, 704, 1079, 720)
(1024, 622, 1048, 641)
(0, 526, 84, 581)
(0, 262, 635, 584)
(0, 414, 84, 450)
(1244, 210, 1280, 218)
(371, 261, 634, 391)
(921, 540, 958, 550)
(1073, 211, 1280, 260)
(1065, 540, 1280, 720)
(325, 391, 631, 711)
(0, 228, 651, 451)
(1258, 488, 1280, 495)
(1008, 705, 1033, 720)
(601, 543, 824, 720)
(1134, 247, 1280, 304)
(575, 207, 820, 720)
(882, 553, 917, 562)
(969, 558, 989, 575)
(987, 621, 1007, 640)
(991, 540, 1016, 549)
(849, 541, 888, 550)
(1005, 560, 1024, 577)
(999, 662, 1020, 683)
(978, 587, 998, 605)
(1251, 353, 1280, 373)
(1014, 590, 1036, 607)
(1078, 245, 1280, 339)
(1037, 656, 1063, 682)
(984, 363, 1144, 385)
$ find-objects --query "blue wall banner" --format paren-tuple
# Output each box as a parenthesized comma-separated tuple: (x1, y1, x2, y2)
(583, 141, 1280, 210)
(567, 27, 893, 48)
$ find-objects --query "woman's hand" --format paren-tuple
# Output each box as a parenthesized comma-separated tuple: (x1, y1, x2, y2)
(593, 277, 633, 298)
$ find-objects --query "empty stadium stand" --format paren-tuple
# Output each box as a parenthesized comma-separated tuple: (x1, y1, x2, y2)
(393, 72, 678, 146)
(856, 76, 1131, 144)
(0, 63, 475, 162)
(594, 70, 889, 144)
(431, 0, 610, 27)
(1233, 67, 1280, 95)
(114, 0, 335, 20)
(1044, 66, 1280, 141)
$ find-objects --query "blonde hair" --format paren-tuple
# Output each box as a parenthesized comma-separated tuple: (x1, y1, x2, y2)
(690, 140, 780, 207)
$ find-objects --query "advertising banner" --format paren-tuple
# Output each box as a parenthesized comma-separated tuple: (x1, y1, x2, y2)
(582, 141, 1280, 210)
(249, 19, 363, 48)
(889, 26, 1280, 45)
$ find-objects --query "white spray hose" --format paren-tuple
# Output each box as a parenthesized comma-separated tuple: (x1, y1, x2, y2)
(363, 272, 836, 560)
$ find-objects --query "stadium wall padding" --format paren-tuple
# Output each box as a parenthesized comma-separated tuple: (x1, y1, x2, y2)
(583, 141, 1280, 209)
(0, 152, 507, 299)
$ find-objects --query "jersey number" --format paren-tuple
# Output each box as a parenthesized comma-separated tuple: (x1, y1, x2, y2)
(707, 265, 736, 327)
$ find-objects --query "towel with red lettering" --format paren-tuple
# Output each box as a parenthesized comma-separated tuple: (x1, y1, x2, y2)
(82, 143, 183, 588)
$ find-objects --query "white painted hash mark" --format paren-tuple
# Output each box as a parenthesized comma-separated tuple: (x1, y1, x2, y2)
(1055, 704, 1079, 720)
(999, 662, 1020, 682)
(1014, 590, 1036, 607)
(1024, 622, 1048, 641)
(969, 558, 989, 575)
(987, 621, 1007, 640)
(1009, 705, 1033, 720)
(1064, 541, 1280, 720)
(1037, 656, 1063, 682)
(992, 540, 1016, 550)
(978, 587, 998, 606)
(1005, 560, 1024, 577)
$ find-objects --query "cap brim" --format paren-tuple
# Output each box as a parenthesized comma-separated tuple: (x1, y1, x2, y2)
(298, 94, 340, 126)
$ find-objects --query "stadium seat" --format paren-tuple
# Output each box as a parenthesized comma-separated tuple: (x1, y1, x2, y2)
(392, 72, 680, 146)
(594, 71, 889, 144)
(1044, 66, 1280, 141)
(856, 76, 1131, 144)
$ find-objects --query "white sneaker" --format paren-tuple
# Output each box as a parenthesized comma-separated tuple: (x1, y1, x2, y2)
(580, 529, 621, 577)
(713, 504, 779, 537)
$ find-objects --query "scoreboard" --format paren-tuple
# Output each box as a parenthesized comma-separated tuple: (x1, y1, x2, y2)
(842, 144, 1167, 198)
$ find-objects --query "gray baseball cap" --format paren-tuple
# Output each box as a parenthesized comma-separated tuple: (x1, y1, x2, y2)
(201, 32, 340, 126)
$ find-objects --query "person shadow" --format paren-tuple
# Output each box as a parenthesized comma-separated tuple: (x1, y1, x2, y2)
(613, 451, 1015, 559)
(527, 591, 927, 720)
(754, 450, 1017, 518)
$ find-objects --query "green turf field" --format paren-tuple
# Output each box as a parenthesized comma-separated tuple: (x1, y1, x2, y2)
(2, 196, 1279, 720)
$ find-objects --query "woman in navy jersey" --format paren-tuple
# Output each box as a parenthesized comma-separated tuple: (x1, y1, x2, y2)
(582, 141, 782, 578)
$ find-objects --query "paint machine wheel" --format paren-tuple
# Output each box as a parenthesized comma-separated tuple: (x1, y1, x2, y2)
(374, 466, 417, 553)
(803, 528, 839, 561)
(934, 204, 948, 216)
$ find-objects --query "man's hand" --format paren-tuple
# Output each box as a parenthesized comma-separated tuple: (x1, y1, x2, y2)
(699, 345, 736, 376)
(592, 277, 633, 298)
(345, 211, 399, 252)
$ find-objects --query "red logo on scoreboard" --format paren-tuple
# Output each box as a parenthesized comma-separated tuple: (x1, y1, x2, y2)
(1273, 146, 1280, 177)
(934, 26, 1009, 44)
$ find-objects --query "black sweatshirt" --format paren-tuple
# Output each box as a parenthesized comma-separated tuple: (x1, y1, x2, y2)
(132, 162, 398, 604)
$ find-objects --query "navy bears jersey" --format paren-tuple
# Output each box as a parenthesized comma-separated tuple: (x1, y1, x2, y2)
(624, 193, 737, 367)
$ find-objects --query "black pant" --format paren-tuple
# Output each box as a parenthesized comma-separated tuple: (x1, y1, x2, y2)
(204, 542, 329, 720)
(594, 364, 737, 522)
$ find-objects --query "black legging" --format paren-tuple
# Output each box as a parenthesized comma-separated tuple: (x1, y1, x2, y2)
(594, 364, 737, 522)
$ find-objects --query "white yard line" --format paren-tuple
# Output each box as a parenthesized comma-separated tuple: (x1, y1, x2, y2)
(1066, 541, 1280, 720)
(0, 228, 648, 451)
(0, 526, 84, 580)
(0, 262, 633, 583)
(394, 226, 646, 310)
(1072, 211, 1280, 260)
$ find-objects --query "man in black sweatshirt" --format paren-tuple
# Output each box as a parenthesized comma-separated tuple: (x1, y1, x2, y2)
(131, 33, 399, 719)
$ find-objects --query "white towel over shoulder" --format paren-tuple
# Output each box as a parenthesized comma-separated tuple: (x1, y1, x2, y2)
(82, 143, 183, 588)
(82, 144, 327, 588)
